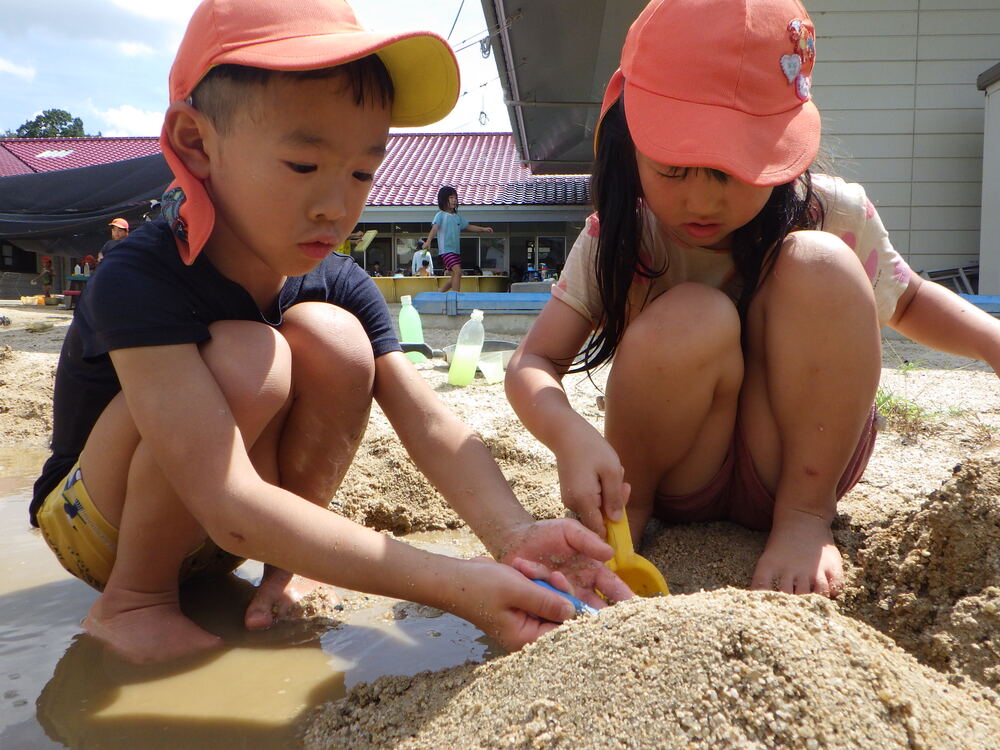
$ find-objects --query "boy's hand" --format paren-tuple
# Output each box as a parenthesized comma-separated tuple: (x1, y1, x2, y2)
(750, 509, 844, 597)
(497, 518, 634, 607)
(556, 426, 627, 536)
(450, 557, 579, 651)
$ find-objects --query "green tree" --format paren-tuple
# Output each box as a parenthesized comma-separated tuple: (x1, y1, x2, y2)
(5, 109, 97, 138)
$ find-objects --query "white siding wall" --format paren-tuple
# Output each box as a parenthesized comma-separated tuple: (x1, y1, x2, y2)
(809, 0, 999, 280)
(981, 78, 1000, 292)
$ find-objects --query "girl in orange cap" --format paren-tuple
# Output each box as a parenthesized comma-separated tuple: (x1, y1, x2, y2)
(506, 0, 1000, 599)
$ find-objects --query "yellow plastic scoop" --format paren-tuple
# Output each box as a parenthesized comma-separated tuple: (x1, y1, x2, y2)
(604, 511, 670, 597)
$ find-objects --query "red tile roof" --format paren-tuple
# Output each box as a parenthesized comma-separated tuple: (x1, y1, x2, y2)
(0, 137, 161, 175)
(0, 133, 589, 206)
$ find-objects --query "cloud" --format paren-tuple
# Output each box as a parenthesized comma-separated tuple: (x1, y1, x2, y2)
(110, 0, 200, 23)
(0, 57, 36, 81)
(117, 41, 154, 57)
(97, 104, 164, 137)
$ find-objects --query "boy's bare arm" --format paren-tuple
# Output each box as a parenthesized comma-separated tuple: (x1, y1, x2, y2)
(372, 351, 633, 604)
(889, 275, 1000, 371)
(108, 343, 580, 630)
(372, 350, 535, 555)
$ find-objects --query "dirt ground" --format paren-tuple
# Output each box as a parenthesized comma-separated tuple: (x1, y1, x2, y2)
(4, 299, 1000, 748)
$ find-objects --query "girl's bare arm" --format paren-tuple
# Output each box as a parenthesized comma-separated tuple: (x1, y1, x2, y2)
(889, 275, 1000, 371)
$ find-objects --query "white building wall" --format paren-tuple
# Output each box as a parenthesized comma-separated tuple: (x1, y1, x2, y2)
(981, 75, 1000, 293)
(809, 0, 999, 281)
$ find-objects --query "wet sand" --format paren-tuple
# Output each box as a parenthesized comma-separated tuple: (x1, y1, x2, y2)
(0, 452, 495, 750)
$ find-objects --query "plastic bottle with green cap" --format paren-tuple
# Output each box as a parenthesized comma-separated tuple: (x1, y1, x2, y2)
(398, 295, 426, 362)
(448, 309, 485, 386)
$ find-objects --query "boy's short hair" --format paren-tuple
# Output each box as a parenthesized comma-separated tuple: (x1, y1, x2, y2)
(437, 185, 458, 211)
(192, 58, 394, 135)
(159, 0, 460, 266)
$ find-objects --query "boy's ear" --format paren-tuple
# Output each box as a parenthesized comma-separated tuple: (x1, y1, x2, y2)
(163, 101, 214, 181)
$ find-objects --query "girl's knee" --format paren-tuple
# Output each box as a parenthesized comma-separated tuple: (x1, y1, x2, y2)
(200, 320, 292, 418)
(281, 302, 375, 392)
(623, 283, 741, 362)
(771, 231, 875, 302)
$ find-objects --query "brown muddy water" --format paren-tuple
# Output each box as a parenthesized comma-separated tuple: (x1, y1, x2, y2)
(0, 447, 496, 749)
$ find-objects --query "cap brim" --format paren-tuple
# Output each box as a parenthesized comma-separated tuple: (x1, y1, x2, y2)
(211, 30, 459, 128)
(623, 80, 820, 186)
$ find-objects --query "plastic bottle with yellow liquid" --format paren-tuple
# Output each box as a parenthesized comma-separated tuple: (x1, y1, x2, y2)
(447, 309, 485, 386)
(398, 295, 426, 363)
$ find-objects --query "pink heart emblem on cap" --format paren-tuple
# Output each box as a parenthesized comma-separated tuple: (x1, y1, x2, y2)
(780, 54, 801, 83)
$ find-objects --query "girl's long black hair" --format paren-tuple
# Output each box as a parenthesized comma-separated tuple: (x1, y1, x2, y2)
(574, 98, 823, 373)
(437, 185, 458, 211)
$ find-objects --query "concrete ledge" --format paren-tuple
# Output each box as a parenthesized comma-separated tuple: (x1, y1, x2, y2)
(509, 280, 555, 293)
(960, 294, 1000, 315)
(413, 291, 550, 317)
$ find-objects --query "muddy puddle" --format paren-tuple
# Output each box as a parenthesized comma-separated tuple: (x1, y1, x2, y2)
(0, 447, 497, 750)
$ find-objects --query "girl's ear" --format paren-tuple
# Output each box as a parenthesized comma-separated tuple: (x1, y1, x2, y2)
(163, 101, 213, 181)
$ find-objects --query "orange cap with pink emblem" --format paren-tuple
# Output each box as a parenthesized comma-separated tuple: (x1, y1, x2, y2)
(160, 0, 459, 264)
(599, 0, 820, 187)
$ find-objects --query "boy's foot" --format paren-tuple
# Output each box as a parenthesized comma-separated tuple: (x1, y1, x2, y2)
(84, 595, 223, 665)
(244, 568, 340, 630)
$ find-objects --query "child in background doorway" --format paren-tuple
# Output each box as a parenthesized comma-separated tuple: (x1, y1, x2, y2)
(30, 256, 54, 296)
(425, 185, 492, 292)
(506, 0, 1000, 599)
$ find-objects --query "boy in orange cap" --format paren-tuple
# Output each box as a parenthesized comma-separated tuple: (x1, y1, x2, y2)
(32, 0, 629, 664)
(98, 217, 130, 263)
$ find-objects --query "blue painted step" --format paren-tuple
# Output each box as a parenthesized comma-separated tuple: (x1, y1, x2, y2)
(960, 294, 1000, 314)
(413, 291, 551, 316)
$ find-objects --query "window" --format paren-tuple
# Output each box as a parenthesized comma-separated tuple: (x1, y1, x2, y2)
(481, 237, 509, 274)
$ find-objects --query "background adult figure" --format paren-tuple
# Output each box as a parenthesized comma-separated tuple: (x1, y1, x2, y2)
(411, 239, 434, 276)
(424, 186, 491, 292)
(98, 218, 129, 263)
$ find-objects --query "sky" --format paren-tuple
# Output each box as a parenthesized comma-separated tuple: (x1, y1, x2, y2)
(0, 0, 513, 137)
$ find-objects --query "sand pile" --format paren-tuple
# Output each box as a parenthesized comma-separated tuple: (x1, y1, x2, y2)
(335, 417, 563, 534)
(842, 458, 1000, 690)
(303, 589, 1000, 750)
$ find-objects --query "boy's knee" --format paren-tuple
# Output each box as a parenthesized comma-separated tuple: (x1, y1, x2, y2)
(200, 320, 292, 415)
(281, 302, 375, 391)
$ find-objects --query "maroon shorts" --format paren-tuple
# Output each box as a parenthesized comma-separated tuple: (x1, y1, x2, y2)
(653, 406, 877, 531)
(440, 251, 462, 271)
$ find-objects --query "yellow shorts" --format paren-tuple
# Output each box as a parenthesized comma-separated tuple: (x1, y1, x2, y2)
(36, 461, 244, 591)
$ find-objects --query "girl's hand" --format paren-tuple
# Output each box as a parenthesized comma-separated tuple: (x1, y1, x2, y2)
(556, 426, 627, 536)
(496, 518, 634, 607)
(750, 509, 844, 597)
(450, 557, 578, 651)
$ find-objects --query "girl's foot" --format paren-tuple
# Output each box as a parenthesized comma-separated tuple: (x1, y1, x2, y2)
(244, 568, 340, 630)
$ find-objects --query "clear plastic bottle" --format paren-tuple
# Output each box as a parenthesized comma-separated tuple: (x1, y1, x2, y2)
(448, 309, 485, 386)
(398, 294, 426, 363)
